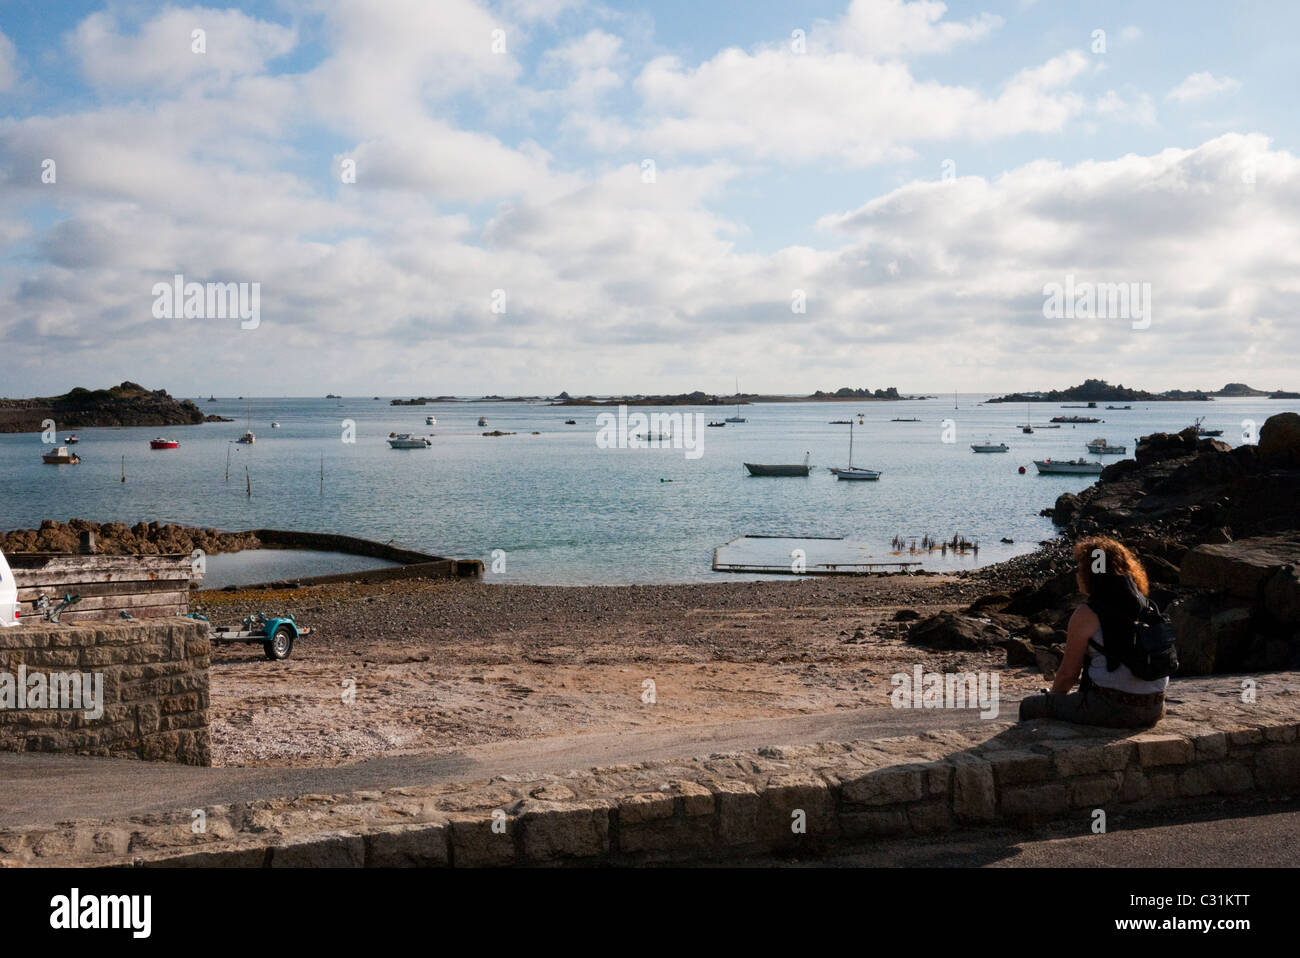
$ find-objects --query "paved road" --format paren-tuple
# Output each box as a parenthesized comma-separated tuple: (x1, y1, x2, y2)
(727, 799, 1300, 867)
(1, 699, 1026, 827)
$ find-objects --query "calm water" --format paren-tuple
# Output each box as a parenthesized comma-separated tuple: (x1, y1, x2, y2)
(201, 549, 400, 590)
(2, 395, 1292, 584)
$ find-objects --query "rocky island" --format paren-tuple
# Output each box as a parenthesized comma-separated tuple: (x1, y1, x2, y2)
(987, 378, 1208, 403)
(0, 381, 227, 433)
(550, 386, 917, 406)
(989, 378, 1298, 404)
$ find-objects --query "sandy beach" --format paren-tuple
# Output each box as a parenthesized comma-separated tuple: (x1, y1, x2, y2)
(196, 570, 1050, 767)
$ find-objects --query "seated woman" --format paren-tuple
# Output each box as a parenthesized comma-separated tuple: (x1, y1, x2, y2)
(1019, 536, 1167, 728)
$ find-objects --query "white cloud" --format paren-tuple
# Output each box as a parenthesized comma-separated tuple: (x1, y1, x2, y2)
(542, 29, 624, 102)
(68, 7, 296, 88)
(621, 47, 1089, 166)
(2, 3, 1297, 395)
(834, 0, 1002, 57)
(1166, 71, 1241, 103)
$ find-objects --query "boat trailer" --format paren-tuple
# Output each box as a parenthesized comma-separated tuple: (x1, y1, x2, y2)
(186, 610, 311, 660)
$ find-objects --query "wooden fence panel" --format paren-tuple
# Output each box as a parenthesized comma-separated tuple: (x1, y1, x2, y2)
(9, 553, 198, 623)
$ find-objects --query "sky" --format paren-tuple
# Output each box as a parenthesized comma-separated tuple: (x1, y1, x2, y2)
(0, 0, 1297, 398)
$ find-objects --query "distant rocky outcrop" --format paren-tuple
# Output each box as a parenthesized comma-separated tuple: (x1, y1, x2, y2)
(1211, 383, 1270, 397)
(551, 387, 914, 406)
(809, 387, 903, 400)
(0, 382, 213, 433)
(988, 378, 1208, 403)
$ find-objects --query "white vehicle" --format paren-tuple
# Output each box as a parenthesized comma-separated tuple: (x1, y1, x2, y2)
(0, 548, 21, 627)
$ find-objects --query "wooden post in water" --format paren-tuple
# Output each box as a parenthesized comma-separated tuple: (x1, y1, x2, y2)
(320, 452, 324, 495)
(245, 465, 251, 498)
(120, 455, 125, 483)
(225, 444, 231, 482)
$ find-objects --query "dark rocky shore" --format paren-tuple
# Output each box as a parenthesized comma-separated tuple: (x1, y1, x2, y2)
(0, 520, 260, 556)
(0, 381, 228, 433)
(943, 412, 1300, 677)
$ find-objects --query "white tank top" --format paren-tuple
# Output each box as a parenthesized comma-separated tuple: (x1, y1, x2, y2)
(1088, 627, 1169, 695)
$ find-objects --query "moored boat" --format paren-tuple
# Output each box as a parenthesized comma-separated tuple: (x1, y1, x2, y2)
(830, 466, 882, 480)
(1034, 458, 1104, 475)
(63, 435, 80, 444)
(149, 438, 179, 449)
(1193, 416, 1223, 437)
(42, 446, 80, 465)
(236, 431, 256, 444)
(971, 440, 1009, 453)
(830, 422, 881, 480)
(1051, 415, 1103, 423)
(425, 416, 437, 425)
(707, 421, 725, 427)
(744, 453, 811, 477)
(1085, 437, 1126, 454)
(725, 378, 747, 422)
(478, 416, 488, 427)
(388, 433, 432, 448)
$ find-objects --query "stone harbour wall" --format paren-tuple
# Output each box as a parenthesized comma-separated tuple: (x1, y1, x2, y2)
(3, 673, 1297, 867)
(0, 620, 210, 765)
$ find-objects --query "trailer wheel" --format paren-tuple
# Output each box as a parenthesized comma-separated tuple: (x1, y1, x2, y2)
(265, 625, 294, 661)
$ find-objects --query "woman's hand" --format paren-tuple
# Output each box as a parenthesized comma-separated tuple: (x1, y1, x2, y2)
(1051, 604, 1100, 695)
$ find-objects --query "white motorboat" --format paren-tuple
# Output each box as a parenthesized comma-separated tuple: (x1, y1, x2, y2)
(477, 416, 488, 427)
(388, 433, 432, 448)
(42, 446, 81, 465)
(236, 431, 255, 444)
(1034, 458, 1103, 475)
(270, 421, 280, 428)
(971, 439, 1009, 453)
(1085, 437, 1126, 455)
(425, 416, 437, 425)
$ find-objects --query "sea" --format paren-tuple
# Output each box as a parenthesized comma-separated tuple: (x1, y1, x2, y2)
(2, 395, 1293, 585)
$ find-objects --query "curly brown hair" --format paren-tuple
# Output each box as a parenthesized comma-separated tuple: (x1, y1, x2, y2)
(1074, 536, 1149, 596)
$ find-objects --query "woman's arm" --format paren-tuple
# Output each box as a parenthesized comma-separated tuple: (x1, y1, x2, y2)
(1051, 605, 1099, 694)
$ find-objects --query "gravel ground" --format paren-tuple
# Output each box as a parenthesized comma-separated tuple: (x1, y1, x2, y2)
(196, 564, 1057, 768)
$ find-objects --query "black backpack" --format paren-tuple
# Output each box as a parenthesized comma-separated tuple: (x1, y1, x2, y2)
(1085, 574, 1179, 681)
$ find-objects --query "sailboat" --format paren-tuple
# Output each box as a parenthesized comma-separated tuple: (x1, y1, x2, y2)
(725, 378, 747, 423)
(236, 406, 255, 444)
(1022, 402, 1034, 434)
(829, 421, 881, 480)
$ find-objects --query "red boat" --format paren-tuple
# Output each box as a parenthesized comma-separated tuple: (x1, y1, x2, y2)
(149, 438, 179, 449)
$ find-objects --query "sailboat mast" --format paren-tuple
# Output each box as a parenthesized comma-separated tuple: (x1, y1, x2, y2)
(849, 420, 854, 467)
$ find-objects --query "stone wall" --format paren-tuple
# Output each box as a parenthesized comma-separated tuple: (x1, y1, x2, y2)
(0, 619, 210, 765)
(3, 674, 1297, 866)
